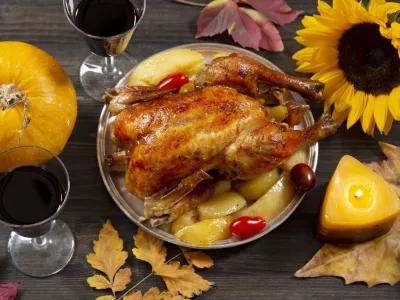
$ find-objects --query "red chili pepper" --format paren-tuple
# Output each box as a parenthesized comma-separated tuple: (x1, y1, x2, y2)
(156, 73, 189, 89)
(230, 216, 266, 238)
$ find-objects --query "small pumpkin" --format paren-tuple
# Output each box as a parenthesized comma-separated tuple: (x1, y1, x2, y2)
(0, 42, 77, 171)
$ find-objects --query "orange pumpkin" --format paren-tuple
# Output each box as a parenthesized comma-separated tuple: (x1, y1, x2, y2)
(0, 42, 77, 171)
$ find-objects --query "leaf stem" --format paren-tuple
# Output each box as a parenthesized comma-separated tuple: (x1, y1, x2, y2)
(174, 0, 207, 7)
(117, 252, 185, 299)
(117, 272, 153, 300)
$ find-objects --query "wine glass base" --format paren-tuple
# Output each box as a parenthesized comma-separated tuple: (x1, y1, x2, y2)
(8, 219, 75, 277)
(80, 52, 138, 101)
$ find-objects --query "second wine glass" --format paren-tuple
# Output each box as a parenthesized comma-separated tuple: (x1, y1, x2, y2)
(64, 0, 146, 101)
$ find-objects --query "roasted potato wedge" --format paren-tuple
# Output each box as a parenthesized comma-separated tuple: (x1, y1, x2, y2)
(129, 49, 204, 86)
(171, 209, 198, 234)
(233, 168, 280, 202)
(174, 216, 232, 246)
(235, 174, 295, 222)
(213, 180, 231, 197)
(198, 192, 246, 221)
(281, 149, 308, 172)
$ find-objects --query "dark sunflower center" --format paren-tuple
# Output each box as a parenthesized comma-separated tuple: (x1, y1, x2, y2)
(338, 23, 400, 95)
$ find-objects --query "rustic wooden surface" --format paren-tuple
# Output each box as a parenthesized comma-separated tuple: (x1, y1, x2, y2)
(1, 0, 400, 299)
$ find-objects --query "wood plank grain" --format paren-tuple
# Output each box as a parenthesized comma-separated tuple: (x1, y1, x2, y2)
(0, 0, 400, 299)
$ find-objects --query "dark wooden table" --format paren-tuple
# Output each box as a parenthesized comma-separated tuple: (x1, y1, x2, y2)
(1, 0, 400, 299)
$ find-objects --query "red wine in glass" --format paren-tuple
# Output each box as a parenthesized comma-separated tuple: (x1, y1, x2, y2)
(0, 145, 74, 278)
(0, 166, 63, 225)
(74, 0, 138, 56)
(63, 0, 146, 101)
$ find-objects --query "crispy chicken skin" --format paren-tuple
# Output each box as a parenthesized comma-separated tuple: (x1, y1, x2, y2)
(111, 86, 337, 200)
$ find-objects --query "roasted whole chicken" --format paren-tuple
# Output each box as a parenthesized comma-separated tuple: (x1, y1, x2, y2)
(103, 53, 337, 226)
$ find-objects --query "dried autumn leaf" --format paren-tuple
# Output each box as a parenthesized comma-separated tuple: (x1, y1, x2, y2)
(240, 8, 284, 52)
(155, 261, 213, 298)
(132, 228, 167, 270)
(113, 268, 132, 292)
(228, 7, 262, 50)
(196, 0, 296, 51)
(180, 248, 214, 269)
(88, 275, 112, 290)
(295, 217, 400, 287)
(196, 0, 237, 38)
(366, 142, 400, 196)
(235, 0, 303, 26)
(87, 220, 128, 279)
(0, 282, 20, 300)
(123, 288, 186, 300)
(96, 296, 115, 300)
(123, 291, 142, 300)
(87, 220, 131, 294)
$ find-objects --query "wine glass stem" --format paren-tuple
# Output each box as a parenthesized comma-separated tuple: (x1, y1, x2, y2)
(103, 56, 117, 76)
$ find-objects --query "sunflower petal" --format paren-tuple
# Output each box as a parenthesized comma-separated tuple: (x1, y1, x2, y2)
(385, 2, 400, 14)
(361, 94, 376, 134)
(347, 90, 367, 129)
(332, 107, 350, 126)
(389, 86, 400, 120)
(292, 47, 315, 62)
(368, 0, 387, 25)
(295, 46, 338, 73)
(301, 15, 319, 28)
(335, 84, 354, 112)
(295, 26, 341, 48)
(383, 111, 394, 135)
(374, 94, 389, 133)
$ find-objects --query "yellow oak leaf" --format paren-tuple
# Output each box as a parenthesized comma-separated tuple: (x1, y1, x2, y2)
(113, 268, 132, 292)
(123, 291, 142, 300)
(123, 288, 186, 300)
(155, 261, 213, 298)
(132, 228, 167, 270)
(180, 248, 214, 269)
(87, 220, 131, 294)
(366, 142, 400, 196)
(87, 275, 111, 290)
(97, 296, 115, 300)
(295, 217, 400, 287)
(87, 220, 128, 280)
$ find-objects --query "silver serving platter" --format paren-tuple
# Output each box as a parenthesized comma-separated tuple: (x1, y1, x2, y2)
(97, 43, 318, 249)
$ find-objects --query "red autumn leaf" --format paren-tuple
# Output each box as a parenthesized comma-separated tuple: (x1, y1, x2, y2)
(196, 0, 237, 38)
(196, 0, 298, 51)
(239, 8, 284, 52)
(235, 0, 303, 26)
(228, 7, 262, 50)
(0, 282, 20, 300)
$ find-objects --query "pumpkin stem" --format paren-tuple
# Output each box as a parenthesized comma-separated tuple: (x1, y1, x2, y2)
(0, 84, 31, 144)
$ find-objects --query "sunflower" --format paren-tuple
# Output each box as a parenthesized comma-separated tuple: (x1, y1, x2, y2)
(293, 0, 400, 135)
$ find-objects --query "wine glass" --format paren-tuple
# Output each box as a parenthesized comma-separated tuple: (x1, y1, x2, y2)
(0, 146, 74, 277)
(63, 0, 146, 101)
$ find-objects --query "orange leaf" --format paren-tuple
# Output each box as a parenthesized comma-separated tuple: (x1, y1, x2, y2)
(123, 291, 142, 300)
(295, 217, 400, 287)
(132, 228, 167, 270)
(86, 220, 131, 294)
(87, 275, 111, 290)
(113, 268, 132, 292)
(123, 288, 186, 300)
(96, 296, 115, 300)
(155, 261, 213, 298)
(180, 248, 214, 269)
(87, 220, 128, 280)
(366, 142, 400, 197)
